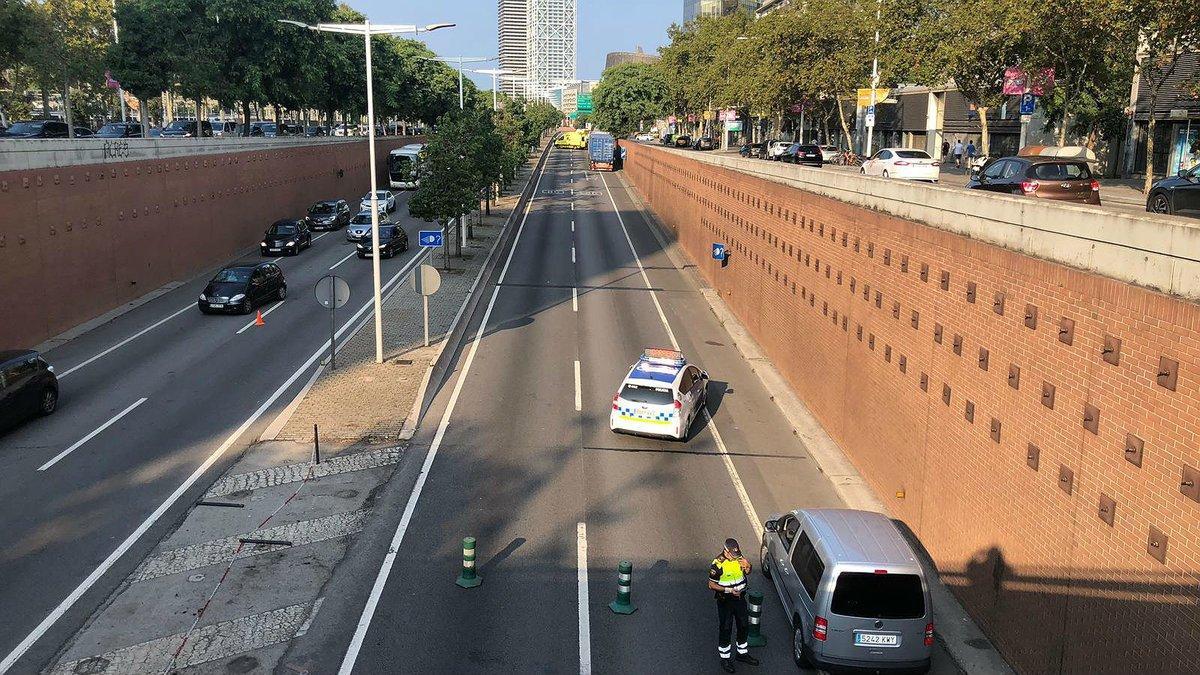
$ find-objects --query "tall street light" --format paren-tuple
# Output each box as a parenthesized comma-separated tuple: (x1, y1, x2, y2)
(279, 18, 455, 364)
(865, 0, 883, 156)
(469, 68, 521, 111)
(416, 55, 496, 110)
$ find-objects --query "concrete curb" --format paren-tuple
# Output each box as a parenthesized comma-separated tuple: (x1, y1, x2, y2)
(613, 172, 1014, 675)
(399, 138, 555, 439)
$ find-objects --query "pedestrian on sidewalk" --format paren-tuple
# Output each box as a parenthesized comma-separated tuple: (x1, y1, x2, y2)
(709, 538, 759, 673)
(952, 139, 964, 169)
(966, 140, 977, 168)
(941, 139, 950, 161)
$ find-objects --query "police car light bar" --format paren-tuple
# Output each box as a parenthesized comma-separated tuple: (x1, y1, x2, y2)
(641, 347, 685, 367)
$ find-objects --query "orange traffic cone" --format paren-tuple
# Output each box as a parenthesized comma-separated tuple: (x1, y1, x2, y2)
(254, 310, 265, 327)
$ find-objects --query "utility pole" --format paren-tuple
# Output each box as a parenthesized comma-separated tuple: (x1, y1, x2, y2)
(865, 0, 882, 156)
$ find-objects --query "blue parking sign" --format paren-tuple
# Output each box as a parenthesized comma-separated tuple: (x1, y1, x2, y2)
(1019, 93, 1036, 115)
(419, 230, 444, 247)
(712, 243, 726, 260)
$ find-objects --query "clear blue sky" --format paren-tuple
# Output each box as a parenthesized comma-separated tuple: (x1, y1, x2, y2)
(345, 0, 679, 86)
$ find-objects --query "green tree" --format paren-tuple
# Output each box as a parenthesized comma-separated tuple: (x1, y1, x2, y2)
(0, 0, 34, 66)
(25, 0, 113, 134)
(409, 110, 486, 260)
(592, 61, 668, 136)
(109, 0, 190, 134)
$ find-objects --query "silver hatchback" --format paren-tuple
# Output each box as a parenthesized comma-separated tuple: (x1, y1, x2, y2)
(760, 509, 933, 673)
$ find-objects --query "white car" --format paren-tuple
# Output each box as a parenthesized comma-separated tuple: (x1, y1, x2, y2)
(635, 132, 656, 142)
(360, 190, 396, 213)
(610, 348, 709, 441)
(818, 145, 841, 162)
(861, 148, 940, 182)
(767, 140, 793, 160)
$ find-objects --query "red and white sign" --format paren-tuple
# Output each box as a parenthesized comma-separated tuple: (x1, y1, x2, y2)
(719, 108, 739, 122)
(1003, 67, 1054, 96)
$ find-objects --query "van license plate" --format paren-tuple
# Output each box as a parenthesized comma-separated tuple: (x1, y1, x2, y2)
(855, 633, 899, 647)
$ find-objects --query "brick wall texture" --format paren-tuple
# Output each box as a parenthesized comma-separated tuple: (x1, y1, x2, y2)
(0, 137, 421, 348)
(623, 142, 1200, 674)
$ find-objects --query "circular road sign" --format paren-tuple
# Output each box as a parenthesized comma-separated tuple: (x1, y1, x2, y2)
(411, 264, 442, 296)
(315, 274, 351, 309)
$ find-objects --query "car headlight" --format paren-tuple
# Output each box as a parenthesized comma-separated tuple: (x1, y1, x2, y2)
(260, 242, 267, 247)
(199, 293, 207, 301)
(230, 294, 246, 302)
(286, 241, 296, 246)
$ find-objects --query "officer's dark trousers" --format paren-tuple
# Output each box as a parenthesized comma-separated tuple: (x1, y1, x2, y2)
(716, 594, 749, 659)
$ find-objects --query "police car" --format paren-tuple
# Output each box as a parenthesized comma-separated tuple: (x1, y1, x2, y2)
(610, 348, 709, 440)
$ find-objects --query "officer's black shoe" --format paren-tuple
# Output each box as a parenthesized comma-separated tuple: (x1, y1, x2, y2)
(721, 660, 736, 673)
(735, 653, 759, 666)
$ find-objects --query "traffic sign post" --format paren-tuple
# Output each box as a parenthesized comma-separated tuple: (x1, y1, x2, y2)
(712, 243, 726, 261)
(1018, 92, 1036, 148)
(411, 264, 442, 347)
(315, 275, 351, 369)
(419, 228, 447, 271)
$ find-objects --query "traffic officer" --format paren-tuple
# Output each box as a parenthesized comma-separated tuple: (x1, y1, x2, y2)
(708, 538, 760, 672)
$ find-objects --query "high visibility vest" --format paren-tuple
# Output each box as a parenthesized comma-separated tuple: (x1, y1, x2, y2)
(714, 557, 746, 593)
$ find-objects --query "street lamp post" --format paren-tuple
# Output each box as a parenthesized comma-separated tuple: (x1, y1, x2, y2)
(865, 0, 882, 156)
(416, 55, 496, 110)
(469, 68, 520, 111)
(279, 18, 454, 364)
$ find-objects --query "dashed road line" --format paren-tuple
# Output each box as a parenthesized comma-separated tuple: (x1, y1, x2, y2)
(236, 301, 285, 334)
(330, 250, 357, 270)
(577, 522, 591, 675)
(572, 287, 578, 312)
(58, 305, 193, 379)
(38, 398, 148, 471)
(574, 360, 582, 411)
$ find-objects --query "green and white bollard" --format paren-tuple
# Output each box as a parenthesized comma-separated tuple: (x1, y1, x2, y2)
(608, 560, 637, 614)
(455, 537, 482, 588)
(747, 590, 767, 646)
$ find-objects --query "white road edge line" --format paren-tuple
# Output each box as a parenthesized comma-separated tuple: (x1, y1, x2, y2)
(57, 304, 194, 379)
(577, 522, 591, 675)
(37, 397, 148, 471)
(0, 253, 425, 675)
(572, 287, 578, 312)
(338, 153, 548, 675)
(599, 172, 760, 534)
(235, 301, 285, 334)
(574, 360, 582, 411)
(329, 250, 357, 271)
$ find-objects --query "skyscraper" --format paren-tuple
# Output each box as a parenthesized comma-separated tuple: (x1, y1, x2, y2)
(683, 0, 758, 22)
(497, 0, 529, 97)
(527, 0, 577, 103)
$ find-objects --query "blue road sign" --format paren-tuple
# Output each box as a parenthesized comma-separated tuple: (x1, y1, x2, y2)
(1020, 93, 1036, 115)
(866, 105, 876, 116)
(418, 230, 444, 248)
(712, 243, 726, 260)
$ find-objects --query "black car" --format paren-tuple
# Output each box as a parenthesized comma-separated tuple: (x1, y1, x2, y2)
(306, 200, 352, 230)
(260, 219, 312, 256)
(199, 263, 286, 314)
(304, 125, 329, 137)
(356, 224, 409, 259)
(160, 119, 214, 138)
(247, 121, 276, 137)
(74, 127, 94, 138)
(739, 142, 766, 158)
(0, 120, 70, 138)
(660, 134, 674, 146)
(1147, 166, 1200, 218)
(673, 134, 692, 148)
(0, 350, 58, 430)
(95, 122, 143, 138)
(692, 136, 716, 151)
(782, 143, 824, 166)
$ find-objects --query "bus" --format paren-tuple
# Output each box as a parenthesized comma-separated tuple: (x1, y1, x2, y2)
(388, 144, 426, 189)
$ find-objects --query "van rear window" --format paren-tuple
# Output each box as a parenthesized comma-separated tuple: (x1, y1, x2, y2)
(620, 384, 674, 405)
(831, 572, 925, 619)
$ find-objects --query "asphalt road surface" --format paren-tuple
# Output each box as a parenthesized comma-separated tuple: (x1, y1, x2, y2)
(304, 149, 962, 674)
(0, 191, 433, 673)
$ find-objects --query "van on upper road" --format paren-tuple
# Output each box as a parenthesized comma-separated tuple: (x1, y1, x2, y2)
(760, 508, 934, 674)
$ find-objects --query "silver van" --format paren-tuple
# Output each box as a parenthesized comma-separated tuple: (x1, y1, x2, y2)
(760, 509, 933, 673)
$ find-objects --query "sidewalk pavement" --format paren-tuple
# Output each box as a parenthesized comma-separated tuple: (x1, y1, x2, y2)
(43, 154, 543, 675)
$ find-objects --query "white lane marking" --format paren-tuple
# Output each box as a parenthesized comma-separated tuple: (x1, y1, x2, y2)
(270, 257, 285, 264)
(571, 202, 574, 211)
(571, 246, 576, 264)
(312, 232, 330, 243)
(577, 522, 591, 675)
(599, 172, 759, 534)
(57, 304, 193, 379)
(574, 360, 582, 411)
(339, 152, 548, 675)
(329, 250, 357, 270)
(235, 301, 285, 334)
(294, 597, 326, 638)
(37, 398, 148, 471)
(0, 254, 426, 675)
(571, 219, 575, 232)
(572, 287, 578, 312)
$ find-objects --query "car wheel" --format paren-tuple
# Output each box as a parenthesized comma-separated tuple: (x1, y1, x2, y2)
(793, 623, 814, 669)
(1150, 193, 1172, 214)
(241, 299, 253, 315)
(40, 387, 58, 415)
(277, 285, 287, 301)
(760, 543, 772, 579)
